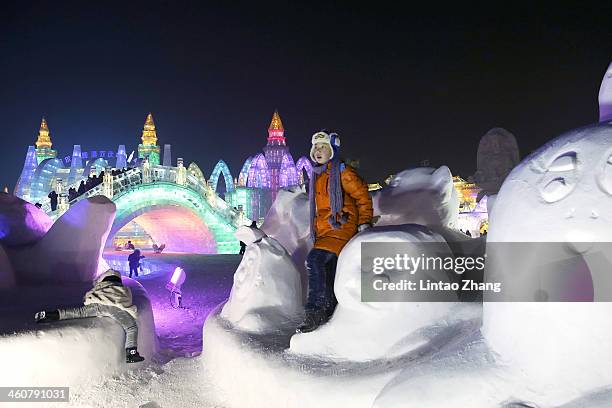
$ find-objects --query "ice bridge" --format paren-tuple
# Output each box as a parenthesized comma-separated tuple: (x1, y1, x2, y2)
(43, 159, 244, 254)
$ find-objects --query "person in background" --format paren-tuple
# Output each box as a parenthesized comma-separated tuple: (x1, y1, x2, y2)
(128, 249, 145, 278)
(239, 220, 258, 255)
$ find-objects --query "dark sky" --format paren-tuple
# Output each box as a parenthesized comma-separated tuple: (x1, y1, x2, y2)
(1, 1, 611, 190)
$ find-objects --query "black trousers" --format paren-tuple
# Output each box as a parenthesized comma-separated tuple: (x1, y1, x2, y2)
(305, 248, 338, 312)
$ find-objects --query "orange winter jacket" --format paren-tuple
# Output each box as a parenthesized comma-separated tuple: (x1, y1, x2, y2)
(313, 163, 373, 255)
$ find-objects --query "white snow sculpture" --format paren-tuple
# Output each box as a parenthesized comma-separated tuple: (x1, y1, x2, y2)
(123, 276, 159, 358)
(482, 119, 612, 405)
(370, 66, 612, 408)
(600, 61, 612, 122)
(0, 192, 53, 246)
(6, 195, 116, 284)
(372, 166, 459, 228)
(261, 185, 310, 256)
(261, 186, 312, 300)
(472, 128, 520, 198)
(290, 225, 476, 361)
(221, 226, 304, 333)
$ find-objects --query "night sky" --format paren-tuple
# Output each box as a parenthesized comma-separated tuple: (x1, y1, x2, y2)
(1, 2, 610, 190)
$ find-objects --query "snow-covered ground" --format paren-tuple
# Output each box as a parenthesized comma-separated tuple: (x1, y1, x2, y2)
(121, 252, 239, 357)
(0, 253, 241, 408)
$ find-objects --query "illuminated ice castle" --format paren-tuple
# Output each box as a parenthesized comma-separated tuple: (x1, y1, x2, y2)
(225, 110, 312, 220)
(13, 111, 312, 253)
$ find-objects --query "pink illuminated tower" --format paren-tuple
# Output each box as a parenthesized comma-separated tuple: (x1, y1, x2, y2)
(263, 110, 290, 199)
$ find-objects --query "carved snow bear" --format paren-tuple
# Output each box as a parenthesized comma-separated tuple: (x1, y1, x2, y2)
(372, 166, 459, 229)
(221, 226, 304, 333)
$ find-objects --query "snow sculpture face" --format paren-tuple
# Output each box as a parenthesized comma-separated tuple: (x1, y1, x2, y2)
(483, 122, 612, 398)
(485, 123, 612, 303)
(372, 166, 459, 228)
(221, 226, 303, 333)
(489, 123, 612, 243)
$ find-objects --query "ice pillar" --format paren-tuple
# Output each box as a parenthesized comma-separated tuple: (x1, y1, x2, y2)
(68, 145, 83, 185)
(163, 144, 172, 167)
(116, 145, 127, 169)
(14, 146, 38, 200)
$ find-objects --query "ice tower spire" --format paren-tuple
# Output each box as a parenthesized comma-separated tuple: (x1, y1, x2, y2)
(34, 117, 57, 164)
(267, 109, 286, 145)
(138, 113, 161, 165)
(35, 118, 52, 150)
(141, 113, 158, 146)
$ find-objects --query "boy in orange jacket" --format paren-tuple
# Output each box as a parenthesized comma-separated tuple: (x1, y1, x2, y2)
(297, 131, 373, 333)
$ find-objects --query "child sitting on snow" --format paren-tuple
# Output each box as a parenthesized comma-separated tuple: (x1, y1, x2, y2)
(34, 269, 145, 363)
(297, 131, 373, 333)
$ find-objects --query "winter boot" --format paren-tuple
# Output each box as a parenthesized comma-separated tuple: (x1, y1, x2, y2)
(126, 347, 145, 363)
(296, 309, 327, 334)
(324, 298, 338, 320)
(34, 310, 59, 323)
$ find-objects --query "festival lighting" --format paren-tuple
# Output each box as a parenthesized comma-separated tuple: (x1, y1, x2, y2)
(166, 267, 186, 308)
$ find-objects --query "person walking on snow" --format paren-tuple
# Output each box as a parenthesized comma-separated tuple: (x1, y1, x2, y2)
(128, 248, 145, 278)
(297, 131, 373, 333)
(34, 269, 145, 363)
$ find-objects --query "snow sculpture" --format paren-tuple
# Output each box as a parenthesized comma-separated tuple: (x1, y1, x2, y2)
(482, 119, 612, 405)
(261, 186, 310, 256)
(6, 195, 116, 284)
(372, 166, 459, 228)
(0, 192, 53, 246)
(472, 127, 520, 198)
(600, 61, 612, 122)
(261, 186, 311, 299)
(290, 225, 475, 361)
(123, 276, 159, 358)
(221, 225, 303, 333)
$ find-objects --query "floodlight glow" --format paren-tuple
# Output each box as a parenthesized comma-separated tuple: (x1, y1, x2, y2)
(166, 266, 187, 308)
(170, 267, 186, 287)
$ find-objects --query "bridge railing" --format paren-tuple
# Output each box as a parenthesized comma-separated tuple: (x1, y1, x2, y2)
(44, 164, 248, 228)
